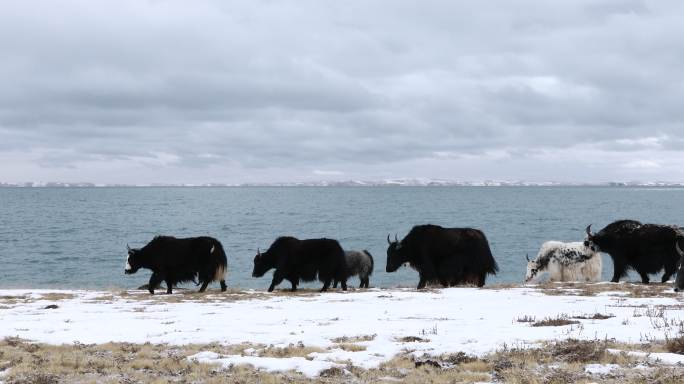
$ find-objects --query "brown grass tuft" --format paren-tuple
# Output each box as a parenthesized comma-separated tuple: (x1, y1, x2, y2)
(531, 315, 580, 327)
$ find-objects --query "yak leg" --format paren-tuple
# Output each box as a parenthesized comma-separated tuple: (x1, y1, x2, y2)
(359, 277, 366, 289)
(268, 270, 285, 292)
(364, 277, 370, 288)
(290, 278, 298, 292)
(220, 280, 227, 292)
(333, 279, 339, 288)
(198, 280, 210, 293)
(638, 270, 650, 284)
(417, 275, 427, 290)
(148, 273, 163, 295)
(320, 279, 331, 292)
(477, 273, 486, 288)
(165, 278, 174, 294)
(661, 260, 677, 283)
(340, 279, 347, 291)
(611, 261, 626, 283)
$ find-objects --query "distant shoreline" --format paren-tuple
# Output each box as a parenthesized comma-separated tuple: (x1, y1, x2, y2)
(2, 182, 684, 188)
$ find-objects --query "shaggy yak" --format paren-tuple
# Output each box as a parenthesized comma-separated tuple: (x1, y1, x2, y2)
(584, 220, 681, 284)
(125, 236, 227, 294)
(386, 224, 498, 289)
(334, 250, 374, 289)
(525, 241, 602, 283)
(252, 236, 348, 292)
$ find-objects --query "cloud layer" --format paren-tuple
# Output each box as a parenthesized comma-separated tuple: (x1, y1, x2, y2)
(1, 0, 683, 183)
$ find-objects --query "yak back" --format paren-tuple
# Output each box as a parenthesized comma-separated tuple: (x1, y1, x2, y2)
(138, 236, 227, 285)
(267, 236, 346, 282)
(595, 219, 642, 239)
(402, 224, 498, 279)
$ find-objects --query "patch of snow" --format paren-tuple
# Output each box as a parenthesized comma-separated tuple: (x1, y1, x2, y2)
(1, 288, 683, 370)
(607, 349, 684, 365)
(188, 351, 344, 377)
(584, 363, 620, 374)
(595, 291, 630, 297)
(377, 376, 402, 382)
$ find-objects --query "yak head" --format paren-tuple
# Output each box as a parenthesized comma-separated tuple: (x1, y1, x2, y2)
(124, 244, 142, 274)
(583, 225, 603, 252)
(524, 254, 541, 283)
(252, 247, 275, 278)
(386, 234, 407, 272)
(675, 239, 684, 292)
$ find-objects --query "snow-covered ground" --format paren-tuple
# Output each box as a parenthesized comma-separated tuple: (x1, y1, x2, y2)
(1, 286, 683, 376)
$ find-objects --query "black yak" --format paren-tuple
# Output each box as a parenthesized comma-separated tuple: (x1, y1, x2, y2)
(252, 236, 347, 292)
(125, 236, 227, 294)
(584, 220, 680, 284)
(386, 224, 498, 289)
(334, 250, 374, 289)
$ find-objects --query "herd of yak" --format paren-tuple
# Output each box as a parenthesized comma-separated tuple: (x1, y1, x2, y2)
(124, 220, 684, 294)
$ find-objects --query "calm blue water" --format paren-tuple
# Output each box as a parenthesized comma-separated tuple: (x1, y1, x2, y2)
(1, 187, 683, 290)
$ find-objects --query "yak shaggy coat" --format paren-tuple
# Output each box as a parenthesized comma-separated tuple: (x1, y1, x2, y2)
(125, 236, 227, 294)
(386, 224, 499, 289)
(334, 250, 374, 289)
(585, 220, 680, 284)
(525, 241, 602, 283)
(252, 236, 348, 292)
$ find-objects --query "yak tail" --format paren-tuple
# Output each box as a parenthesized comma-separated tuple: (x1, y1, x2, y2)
(479, 233, 499, 275)
(214, 265, 226, 282)
(211, 239, 228, 282)
(676, 232, 684, 258)
(364, 250, 374, 276)
(490, 257, 500, 275)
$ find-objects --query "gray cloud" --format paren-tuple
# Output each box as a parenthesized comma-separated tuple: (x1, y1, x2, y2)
(1, 0, 684, 183)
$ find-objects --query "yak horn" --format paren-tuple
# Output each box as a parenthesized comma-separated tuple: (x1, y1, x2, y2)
(257, 247, 261, 257)
(525, 254, 530, 261)
(395, 234, 399, 243)
(127, 243, 131, 251)
(585, 225, 593, 237)
(387, 234, 391, 244)
(676, 241, 684, 257)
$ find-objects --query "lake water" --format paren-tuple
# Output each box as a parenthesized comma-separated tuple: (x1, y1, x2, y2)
(1, 187, 683, 290)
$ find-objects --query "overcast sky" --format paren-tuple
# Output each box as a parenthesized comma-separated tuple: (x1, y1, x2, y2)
(1, 0, 683, 184)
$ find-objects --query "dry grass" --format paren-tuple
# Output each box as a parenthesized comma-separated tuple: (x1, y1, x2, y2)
(334, 343, 367, 352)
(665, 332, 684, 354)
(330, 334, 376, 343)
(395, 336, 430, 343)
(532, 281, 680, 298)
(2, 337, 684, 383)
(516, 315, 536, 323)
(571, 313, 615, 320)
(531, 315, 580, 327)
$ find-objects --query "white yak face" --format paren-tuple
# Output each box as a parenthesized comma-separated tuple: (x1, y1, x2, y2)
(525, 261, 541, 282)
(124, 248, 140, 274)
